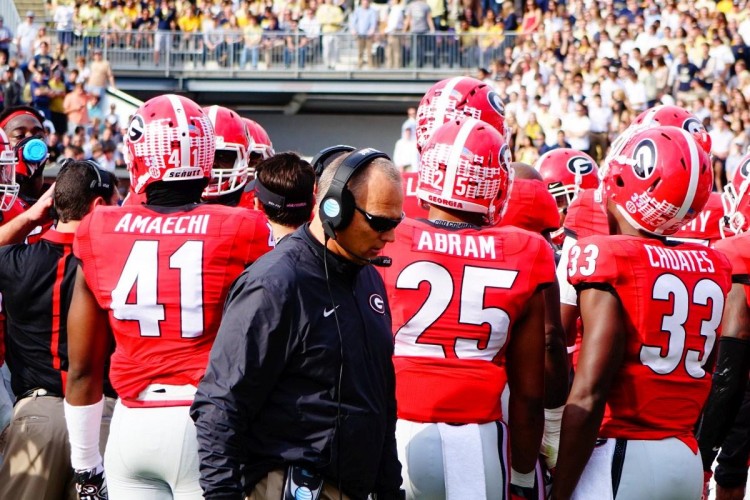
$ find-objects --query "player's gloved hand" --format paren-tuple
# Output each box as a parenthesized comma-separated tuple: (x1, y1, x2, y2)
(73, 462, 108, 500)
(701, 470, 712, 500)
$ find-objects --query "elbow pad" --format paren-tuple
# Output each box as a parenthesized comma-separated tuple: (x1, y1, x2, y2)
(696, 336, 750, 471)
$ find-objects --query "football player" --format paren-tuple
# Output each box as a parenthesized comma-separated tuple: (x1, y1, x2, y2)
(63, 94, 273, 498)
(630, 104, 711, 154)
(720, 151, 750, 238)
(0, 106, 54, 245)
(553, 126, 730, 500)
(697, 150, 750, 500)
(380, 118, 555, 499)
(201, 105, 252, 207)
(415, 76, 508, 153)
(533, 148, 599, 247)
(238, 117, 275, 209)
(500, 163, 569, 472)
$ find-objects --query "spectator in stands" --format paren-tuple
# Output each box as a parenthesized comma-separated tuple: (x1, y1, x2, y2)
(30, 72, 52, 122)
(47, 71, 67, 134)
(154, 0, 177, 65)
(317, 0, 345, 69)
(54, 0, 75, 49)
(350, 0, 379, 69)
(710, 115, 735, 191)
(1, 68, 22, 110)
(588, 94, 612, 164)
(241, 15, 263, 70)
(404, 0, 434, 68)
(28, 41, 54, 78)
(384, 0, 405, 69)
(563, 102, 591, 155)
(14, 12, 39, 63)
(86, 49, 115, 99)
(0, 17, 11, 62)
(63, 83, 90, 135)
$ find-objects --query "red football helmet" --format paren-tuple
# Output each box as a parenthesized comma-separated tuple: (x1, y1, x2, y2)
(602, 125, 713, 236)
(416, 76, 508, 153)
(0, 128, 19, 211)
(243, 118, 274, 171)
(534, 148, 599, 204)
(202, 105, 251, 198)
(631, 105, 711, 154)
(417, 118, 512, 225)
(721, 151, 750, 236)
(125, 94, 215, 195)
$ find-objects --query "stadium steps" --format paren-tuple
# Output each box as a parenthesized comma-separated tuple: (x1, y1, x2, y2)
(12, 0, 47, 22)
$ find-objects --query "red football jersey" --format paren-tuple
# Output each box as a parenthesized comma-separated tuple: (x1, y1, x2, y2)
(670, 192, 724, 246)
(714, 233, 750, 307)
(380, 217, 556, 423)
(568, 235, 732, 448)
(401, 172, 428, 219)
(74, 203, 273, 407)
(238, 186, 256, 210)
(563, 188, 609, 239)
(500, 178, 559, 235)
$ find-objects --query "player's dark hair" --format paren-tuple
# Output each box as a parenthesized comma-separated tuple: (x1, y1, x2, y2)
(255, 152, 315, 228)
(54, 161, 115, 222)
(145, 178, 208, 207)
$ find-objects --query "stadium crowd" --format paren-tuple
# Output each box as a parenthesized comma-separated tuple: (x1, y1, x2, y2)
(2, 1, 750, 499)
(2, 0, 750, 185)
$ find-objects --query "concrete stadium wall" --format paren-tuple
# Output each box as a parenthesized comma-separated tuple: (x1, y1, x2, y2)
(249, 114, 406, 159)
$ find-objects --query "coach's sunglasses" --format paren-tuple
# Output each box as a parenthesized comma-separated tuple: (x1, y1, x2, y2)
(354, 205, 405, 233)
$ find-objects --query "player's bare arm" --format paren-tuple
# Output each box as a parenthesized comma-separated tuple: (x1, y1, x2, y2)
(506, 287, 546, 475)
(552, 288, 625, 500)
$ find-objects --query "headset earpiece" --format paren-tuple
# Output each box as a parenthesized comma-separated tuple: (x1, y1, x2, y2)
(318, 148, 390, 238)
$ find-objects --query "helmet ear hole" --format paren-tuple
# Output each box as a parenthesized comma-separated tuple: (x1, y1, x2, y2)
(615, 176, 625, 188)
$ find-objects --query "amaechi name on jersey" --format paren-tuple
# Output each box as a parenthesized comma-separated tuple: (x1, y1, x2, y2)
(413, 228, 497, 259)
(644, 244, 716, 273)
(113, 213, 211, 235)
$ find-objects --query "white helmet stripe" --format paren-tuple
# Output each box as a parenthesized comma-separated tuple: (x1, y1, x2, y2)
(434, 77, 463, 132)
(166, 94, 191, 167)
(659, 127, 700, 232)
(206, 105, 219, 127)
(441, 117, 478, 201)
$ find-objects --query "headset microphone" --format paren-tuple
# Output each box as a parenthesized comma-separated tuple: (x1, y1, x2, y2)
(335, 239, 392, 267)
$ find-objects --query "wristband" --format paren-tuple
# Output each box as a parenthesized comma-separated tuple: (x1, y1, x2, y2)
(510, 467, 535, 488)
(64, 397, 104, 470)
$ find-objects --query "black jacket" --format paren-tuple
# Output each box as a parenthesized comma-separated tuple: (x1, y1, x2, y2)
(190, 224, 401, 500)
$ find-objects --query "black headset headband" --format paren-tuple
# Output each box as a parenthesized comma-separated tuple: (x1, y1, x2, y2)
(311, 144, 356, 178)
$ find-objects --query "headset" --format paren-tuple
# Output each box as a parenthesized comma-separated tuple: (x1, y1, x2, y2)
(319, 147, 389, 241)
(311, 144, 356, 179)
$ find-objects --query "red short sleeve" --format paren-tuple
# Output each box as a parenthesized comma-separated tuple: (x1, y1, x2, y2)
(567, 235, 619, 289)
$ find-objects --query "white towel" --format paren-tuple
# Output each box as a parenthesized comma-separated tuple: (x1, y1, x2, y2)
(437, 423, 488, 500)
(571, 438, 615, 500)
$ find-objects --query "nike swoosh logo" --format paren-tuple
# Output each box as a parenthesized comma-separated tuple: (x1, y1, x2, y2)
(323, 306, 339, 318)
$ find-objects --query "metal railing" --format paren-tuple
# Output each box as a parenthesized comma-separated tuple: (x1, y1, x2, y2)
(53, 30, 518, 77)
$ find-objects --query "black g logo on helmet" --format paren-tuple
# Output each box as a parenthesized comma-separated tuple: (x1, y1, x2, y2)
(567, 156, 594, 176)
(683, 117, 704, 135)
(127, 115, 145, 143)
(487, 91, 505, 116)
(632, 139, 657, 180)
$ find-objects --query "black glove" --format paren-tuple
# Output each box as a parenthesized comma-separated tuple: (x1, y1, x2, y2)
(73, 463, 108, 500)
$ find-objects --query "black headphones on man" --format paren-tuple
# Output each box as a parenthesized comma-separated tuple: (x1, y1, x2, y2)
(319, 148, 389, 241)
(311, 144, 356, 179)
